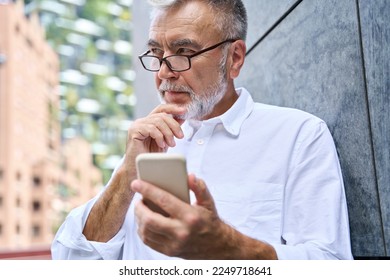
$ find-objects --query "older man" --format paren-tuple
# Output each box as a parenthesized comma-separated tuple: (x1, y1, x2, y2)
(52, 0, 353, 260)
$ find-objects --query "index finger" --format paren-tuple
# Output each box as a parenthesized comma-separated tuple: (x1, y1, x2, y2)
(150, 104, 187, 117)
(152, 105, 187, 126)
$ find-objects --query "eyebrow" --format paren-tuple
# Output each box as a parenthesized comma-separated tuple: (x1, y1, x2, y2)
(170, 38, 202, 49)
(147, 38, 202, 50)
(147, 39, 161, 48)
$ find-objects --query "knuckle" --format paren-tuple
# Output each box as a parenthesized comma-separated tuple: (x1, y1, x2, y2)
(184, 212, 201, 228)
(150, 130, 163, 140)
(141, 213, 154, 227)
(157, 193, 170, 209)
(167, 242, 183, 257)
(176, 229, 190, 242)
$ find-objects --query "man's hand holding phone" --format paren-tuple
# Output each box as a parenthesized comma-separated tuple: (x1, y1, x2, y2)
(131, 171, 228, 259)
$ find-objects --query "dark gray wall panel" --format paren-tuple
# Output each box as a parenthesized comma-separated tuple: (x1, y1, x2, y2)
(242, 0, 295, 48)
(236, 0, 385, 256)
(133, 0, 389, 257)
(359, 0, 390, 254)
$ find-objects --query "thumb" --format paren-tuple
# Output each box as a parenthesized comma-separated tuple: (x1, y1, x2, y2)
(188, 174, 217, 213)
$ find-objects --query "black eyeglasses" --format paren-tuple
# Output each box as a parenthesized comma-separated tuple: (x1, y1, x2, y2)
(138, 39, 238, 72)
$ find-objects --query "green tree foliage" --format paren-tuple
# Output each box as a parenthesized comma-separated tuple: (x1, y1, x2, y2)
(31, 0, 134, 181)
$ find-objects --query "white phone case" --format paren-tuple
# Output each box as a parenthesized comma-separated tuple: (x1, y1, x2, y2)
(136, 153, 190, 215)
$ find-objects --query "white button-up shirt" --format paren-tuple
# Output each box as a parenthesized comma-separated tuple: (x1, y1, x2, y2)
(52, 88, 353, 260)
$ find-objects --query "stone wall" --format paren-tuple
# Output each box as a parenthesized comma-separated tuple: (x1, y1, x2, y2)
(237, 0, 389, 257)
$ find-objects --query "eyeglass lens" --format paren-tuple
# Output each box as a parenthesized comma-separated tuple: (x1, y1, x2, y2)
(143, 55, 190, 72)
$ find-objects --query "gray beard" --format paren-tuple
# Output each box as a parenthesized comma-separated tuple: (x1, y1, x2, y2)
(158, 74, 227, 121)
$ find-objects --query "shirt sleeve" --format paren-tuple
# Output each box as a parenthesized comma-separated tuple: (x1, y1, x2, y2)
(51, 195, 126, 260)
(272, 119, 353, 260)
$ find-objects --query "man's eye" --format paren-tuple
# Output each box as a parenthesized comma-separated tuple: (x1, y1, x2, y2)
(177, 48, 195, 55)
(150, 48, 164, 56)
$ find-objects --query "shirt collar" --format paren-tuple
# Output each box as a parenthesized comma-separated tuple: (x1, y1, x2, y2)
(182, 87, 254, 139)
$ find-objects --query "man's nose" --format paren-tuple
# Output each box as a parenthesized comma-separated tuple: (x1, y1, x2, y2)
(157, 60, 179, 80)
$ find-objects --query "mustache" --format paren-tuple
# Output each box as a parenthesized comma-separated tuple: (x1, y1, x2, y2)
(158, 82, 194, 95)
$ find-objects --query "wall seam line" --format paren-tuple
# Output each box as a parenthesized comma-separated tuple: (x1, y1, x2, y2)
(245, 0, 304, 56)
(355, 0, 387, 256)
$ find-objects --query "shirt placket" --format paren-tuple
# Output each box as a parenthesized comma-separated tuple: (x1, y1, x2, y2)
(186, 122, 216, 176)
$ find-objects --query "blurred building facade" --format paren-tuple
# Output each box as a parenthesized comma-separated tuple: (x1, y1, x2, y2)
(0, 0, 102, 252)
(57, 137, 102, 224)
(23, 0, 134, 182)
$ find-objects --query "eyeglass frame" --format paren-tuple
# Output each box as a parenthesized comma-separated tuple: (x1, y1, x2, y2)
(138, 38, 238, 73)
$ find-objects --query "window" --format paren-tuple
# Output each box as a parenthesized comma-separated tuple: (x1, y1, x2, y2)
(75, 170, 81, 180)
(32, 225, 41, 237)
(33, 176, 41, 187)
(16, 197, 21, 208)
(32, 201, 41, 212)
(25, 37, 33, 48)
(16, 171, 22, 181)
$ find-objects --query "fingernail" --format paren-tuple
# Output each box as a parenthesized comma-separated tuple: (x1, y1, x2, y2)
(177, 130, 184, 138)
(191, 174, 197, 184)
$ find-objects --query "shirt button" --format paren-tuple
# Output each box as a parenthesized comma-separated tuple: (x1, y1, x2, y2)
(197, 139, 204, 145)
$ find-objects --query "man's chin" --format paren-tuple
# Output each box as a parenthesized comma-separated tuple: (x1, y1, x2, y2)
(172, 109, 201, 123)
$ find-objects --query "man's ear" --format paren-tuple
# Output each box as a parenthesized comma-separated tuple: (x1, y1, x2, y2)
(228, 40, 246, 79)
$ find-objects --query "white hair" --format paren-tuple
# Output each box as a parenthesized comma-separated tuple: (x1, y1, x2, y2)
(147, 0, 175, 7)
(148, 0, 247, 41)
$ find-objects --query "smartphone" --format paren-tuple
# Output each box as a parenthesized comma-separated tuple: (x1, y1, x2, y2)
(135, 153, 190, 216)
